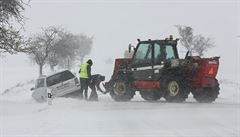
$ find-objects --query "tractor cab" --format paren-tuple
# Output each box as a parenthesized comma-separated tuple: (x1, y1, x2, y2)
(129, 36, 180, 81)
(130, 36, 179, 67)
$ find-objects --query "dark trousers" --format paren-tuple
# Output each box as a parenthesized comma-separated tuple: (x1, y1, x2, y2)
(80, 78, 89, 99)
(89, 84, 98, 101)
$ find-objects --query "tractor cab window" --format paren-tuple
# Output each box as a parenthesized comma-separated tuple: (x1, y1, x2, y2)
(154, 43, 161, 64)
(133, 43, 153, 65)
(163, 45, 176, 60)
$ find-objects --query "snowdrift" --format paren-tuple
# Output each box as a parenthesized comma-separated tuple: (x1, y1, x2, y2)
(0, 79, 239, 137)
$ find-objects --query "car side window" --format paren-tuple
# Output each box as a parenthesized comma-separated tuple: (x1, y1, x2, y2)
(47, 71, 75, 87)
(47, 74, 61, 87)
(60, 71, 75, 81)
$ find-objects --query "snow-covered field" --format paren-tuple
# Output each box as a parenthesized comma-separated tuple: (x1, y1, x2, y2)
(0, 79, 240, 137)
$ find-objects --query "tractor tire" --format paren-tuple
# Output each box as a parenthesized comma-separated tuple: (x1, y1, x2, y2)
(192, 81, 220, 103)
(140, 91, 162, 101)
(109, 80, 135, 101)
(163, 76, 190, 102)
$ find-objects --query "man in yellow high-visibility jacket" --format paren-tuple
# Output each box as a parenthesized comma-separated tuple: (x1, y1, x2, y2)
(79, 59, 93, 100)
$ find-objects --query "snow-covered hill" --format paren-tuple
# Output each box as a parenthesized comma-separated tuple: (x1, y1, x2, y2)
(0, 79, 239, 137)
(1, 80, 34, 102)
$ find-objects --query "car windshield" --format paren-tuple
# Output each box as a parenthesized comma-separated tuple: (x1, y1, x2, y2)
(35, 78, 45, 88)
(46, 70, 75, 87)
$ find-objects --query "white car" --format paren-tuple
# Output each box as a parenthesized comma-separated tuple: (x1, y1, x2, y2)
(32, 70, 81, 102)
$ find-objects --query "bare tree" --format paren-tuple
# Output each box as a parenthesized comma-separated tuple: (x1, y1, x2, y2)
(193, 35, 214, 56)
(47, 49, 59, 72)
(176, 25, 215, 56)
(27, 26, 62, 76)
(176, 25, 194, 54)
(45, 32, 76, 71)
(47, 33, 93, 70)
(0, 0, 29, 55)
(75, 34, 93, 64)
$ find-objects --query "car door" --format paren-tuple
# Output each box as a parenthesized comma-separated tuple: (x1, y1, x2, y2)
(48, 71, 75, 97)
(58, 71, 76, 95)
(46, 73, 63, 97)
(131, 42, 154, 80)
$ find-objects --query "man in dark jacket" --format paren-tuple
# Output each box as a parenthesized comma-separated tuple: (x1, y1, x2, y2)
(79, 59, 93, 100)
(89, 74, 106, 101)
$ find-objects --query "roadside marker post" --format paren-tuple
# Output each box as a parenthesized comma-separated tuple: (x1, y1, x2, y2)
(47, 88, 53, 106)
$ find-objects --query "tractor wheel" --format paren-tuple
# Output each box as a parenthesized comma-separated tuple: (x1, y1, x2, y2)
(109, 80, 135, 101)
(192, 81, 220, 103)
(163, 76, 190, 102)
(140, 91, 162, 101)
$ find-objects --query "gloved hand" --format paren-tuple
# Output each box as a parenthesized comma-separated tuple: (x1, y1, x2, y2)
(90, 78, 94, 84)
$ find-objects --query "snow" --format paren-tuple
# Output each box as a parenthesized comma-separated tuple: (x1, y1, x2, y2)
(0, 1, 239, 136)
(0, 79, 239, 137)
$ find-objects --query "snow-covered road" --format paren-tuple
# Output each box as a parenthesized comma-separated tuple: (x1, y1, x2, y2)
(0, 80, 239, 137)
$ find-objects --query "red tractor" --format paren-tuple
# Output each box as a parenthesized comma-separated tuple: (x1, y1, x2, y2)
(104, 36, 220, 103)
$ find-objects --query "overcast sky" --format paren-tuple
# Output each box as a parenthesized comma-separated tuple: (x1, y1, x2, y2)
(1, 0, 239, 91)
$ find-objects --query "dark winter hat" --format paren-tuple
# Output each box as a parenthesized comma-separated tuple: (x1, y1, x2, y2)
(87, 59, 93, 66)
